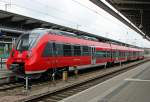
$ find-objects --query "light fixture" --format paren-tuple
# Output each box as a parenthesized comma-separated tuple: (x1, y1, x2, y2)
(139, 9, 143, 29)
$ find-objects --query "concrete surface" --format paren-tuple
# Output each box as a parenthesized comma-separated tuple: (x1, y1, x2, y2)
(0, 64, 15, 84)
(60, 61, 150, 102)
(100, 65, 150, 102)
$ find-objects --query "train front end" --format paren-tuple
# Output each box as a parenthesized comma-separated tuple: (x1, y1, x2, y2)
(6, 29, 44, 78)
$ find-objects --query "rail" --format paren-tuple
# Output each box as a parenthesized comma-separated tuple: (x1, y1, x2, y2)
(20, 59, 149, 102)
(0, 59, 148, 102)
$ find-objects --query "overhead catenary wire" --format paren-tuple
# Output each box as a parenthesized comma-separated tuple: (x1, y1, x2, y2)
(0, 0, 147, 47)
(71, 0, 121, 25)
(0, 0, 123, 29)
(1, 0, 129, 33)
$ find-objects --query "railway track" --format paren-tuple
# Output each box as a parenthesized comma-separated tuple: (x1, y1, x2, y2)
(0, 79, 56, 91)
(22, 59, 149, 102)
(0, 61, 127, 91)
(0, 82, 22, 91)
(0, 60, 143, 92)
(0, 59, 148, 102)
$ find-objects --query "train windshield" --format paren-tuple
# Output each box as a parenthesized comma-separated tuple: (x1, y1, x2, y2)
(16, 29, 48, 51)
(16, 34, 39, 51)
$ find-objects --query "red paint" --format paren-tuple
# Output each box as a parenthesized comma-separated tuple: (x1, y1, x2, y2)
(6, 31, 144, 75)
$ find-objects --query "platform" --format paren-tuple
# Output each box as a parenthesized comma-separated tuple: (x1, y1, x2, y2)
(60, 61, 150, 102)
(0, 64, 15, 84)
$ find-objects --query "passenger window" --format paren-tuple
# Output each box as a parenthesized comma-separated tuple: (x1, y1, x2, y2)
(107, 51, 110, 58)
(96, 50, 106, 58)
(83, 46, 89, 56)
(73, 45, 81, 56)
(55, 43, 63, 56)
(63, 44, 72, 56)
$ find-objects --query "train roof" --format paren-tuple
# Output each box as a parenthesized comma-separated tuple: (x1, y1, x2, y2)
(32, 28, 144, 51)
(129, 47, 144, 52)
(32, 28, 140, 47)
(45, 30, 111, 50)
(110, 44, 128, 51)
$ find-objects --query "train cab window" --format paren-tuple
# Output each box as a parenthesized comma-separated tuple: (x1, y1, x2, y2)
(63, 44, 72, 56)
(42, 42, 53, 57)
(73, 45, 81, 56)
(16, 34, 36, 51)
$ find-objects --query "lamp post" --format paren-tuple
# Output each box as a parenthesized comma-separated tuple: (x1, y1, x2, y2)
(4, 0, 11, 11)
(76, 24, 81, 30)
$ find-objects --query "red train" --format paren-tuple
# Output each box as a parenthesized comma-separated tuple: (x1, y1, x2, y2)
(6, 28, 144, 78)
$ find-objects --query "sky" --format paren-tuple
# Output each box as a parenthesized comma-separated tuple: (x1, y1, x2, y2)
(0, 0, 150, 48)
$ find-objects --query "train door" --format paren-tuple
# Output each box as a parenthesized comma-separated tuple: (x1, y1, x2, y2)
(91, 47, 96, 64)
(52, 42, 58, 69)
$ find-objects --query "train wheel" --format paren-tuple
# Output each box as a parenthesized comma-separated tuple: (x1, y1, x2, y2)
(111, 62, 114, 67)
(41, 70, 53, 81)
(106, 62, 111, 68)
(31, 73, 42, 79)
(56, 67, 69, 79)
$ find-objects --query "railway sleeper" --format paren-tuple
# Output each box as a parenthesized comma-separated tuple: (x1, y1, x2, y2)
(79, 84, 94, 87)
(62, 92, 75, 96)
(56, 94, 70, 98)
(49, 96, 63, 100)
(76, 86, 89, 90)
(74, 86, 89, 89)
(45, 98, 58, 102)
(69, 88, 83, 92)
(37, 101, 45, 102)
(65, 90, 77, 93)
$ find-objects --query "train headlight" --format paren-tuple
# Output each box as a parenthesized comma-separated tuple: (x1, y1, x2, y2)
(27, 50, 32, 58)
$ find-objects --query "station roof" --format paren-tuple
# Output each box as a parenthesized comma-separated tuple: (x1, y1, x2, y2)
(0, 10, 142, 48)
(107, 0, 150, 37)
(90, 0, 150, 41)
